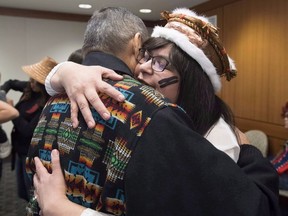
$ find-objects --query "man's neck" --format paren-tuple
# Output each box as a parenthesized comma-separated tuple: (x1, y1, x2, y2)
(83, 51, 133, 77)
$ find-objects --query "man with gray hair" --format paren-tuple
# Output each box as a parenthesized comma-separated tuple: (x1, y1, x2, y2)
(26, 7, 279, 216)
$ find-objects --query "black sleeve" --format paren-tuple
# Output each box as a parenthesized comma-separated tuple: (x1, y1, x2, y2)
(0, 90, 7, 101)
(0, 79, 28, 93)
(237, 144, 280, 215)
(125, 107, 281, 216)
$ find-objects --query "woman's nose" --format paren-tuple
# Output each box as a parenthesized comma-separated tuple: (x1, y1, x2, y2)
(140, 60, 153, 75)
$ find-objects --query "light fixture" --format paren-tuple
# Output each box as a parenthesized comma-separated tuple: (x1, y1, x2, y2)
(139, 9, 152, 14)
(79, 4, 92, 9)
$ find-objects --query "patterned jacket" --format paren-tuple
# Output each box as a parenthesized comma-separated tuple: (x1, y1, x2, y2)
(26, 51, 186, 215)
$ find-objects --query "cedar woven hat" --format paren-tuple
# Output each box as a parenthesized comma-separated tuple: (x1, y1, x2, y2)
(22, 56, 58, 85)
(151, 8, 237, 93)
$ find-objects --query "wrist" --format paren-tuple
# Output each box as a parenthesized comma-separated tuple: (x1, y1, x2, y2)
(81, 208, 114, 216)
(45, 62, 67, 96)
(42, 196, 84, 216)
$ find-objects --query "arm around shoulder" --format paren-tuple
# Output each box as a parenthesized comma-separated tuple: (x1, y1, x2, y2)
(125, 107, 281, 216)
(237, 144, 280, 215)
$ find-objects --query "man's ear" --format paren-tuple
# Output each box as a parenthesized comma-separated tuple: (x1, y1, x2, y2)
(132, 32, 142, 55)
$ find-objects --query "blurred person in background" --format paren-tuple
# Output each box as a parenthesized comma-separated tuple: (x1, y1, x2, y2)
(0, 56, 57, 201)
(0, 72, 19, 177)
(271, 102, 288, 190)
(67, 48, 83, 63)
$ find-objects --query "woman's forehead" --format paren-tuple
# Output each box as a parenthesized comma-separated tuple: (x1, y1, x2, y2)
(149, 44, 172, 56)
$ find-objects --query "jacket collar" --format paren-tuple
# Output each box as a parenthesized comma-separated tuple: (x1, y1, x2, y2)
(83, 51, 133, 77)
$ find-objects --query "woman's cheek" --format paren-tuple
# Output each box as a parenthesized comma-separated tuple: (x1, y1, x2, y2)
(134, 65, 141, 77)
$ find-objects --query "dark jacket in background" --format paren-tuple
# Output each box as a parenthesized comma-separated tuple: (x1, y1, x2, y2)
(1, 80, 43, 166)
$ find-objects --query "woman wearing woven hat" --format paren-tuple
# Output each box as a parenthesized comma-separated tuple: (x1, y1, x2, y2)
(0, 56, 57, 201)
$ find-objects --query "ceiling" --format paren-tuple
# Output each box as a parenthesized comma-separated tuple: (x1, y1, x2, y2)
(0, 0, 209, 21)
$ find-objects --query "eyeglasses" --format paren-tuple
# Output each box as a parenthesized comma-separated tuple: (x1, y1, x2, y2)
(136, 48, 171, 72)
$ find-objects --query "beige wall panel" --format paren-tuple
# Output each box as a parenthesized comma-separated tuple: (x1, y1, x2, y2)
(199, 0, 288, 155)
(222, 0, 270, 120)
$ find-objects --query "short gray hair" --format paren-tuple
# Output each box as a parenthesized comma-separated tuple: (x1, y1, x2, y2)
(82, 7, 149, 57)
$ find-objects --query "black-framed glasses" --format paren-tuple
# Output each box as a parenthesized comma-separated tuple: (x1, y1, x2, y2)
(136, 48, 171, 72)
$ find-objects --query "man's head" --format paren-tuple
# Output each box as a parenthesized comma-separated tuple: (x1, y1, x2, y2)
(82, 7, 149, 72)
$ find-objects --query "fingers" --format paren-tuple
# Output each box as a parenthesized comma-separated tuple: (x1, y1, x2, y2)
(85, 73, 125, 122)
(33, 149, 65, 213)
(235, 127, 250, 145)
(97, 82, 125, 102)
(85, 87, 111, 122)
(93, 66, 125, 103)
(33, 170, 39, 188)
(85, 83, 126, 122)
(85, 95, 111, 122)
(70, 83, 125, 127)
(33, 157, 46, 195)
(70, 100, 80, 128)
(63, 65, 125, 128)
(50, 149, 62, 175)
(33, 174, 40, 204)
(34, 150, 61, 178)
(72, 94, 96, 128)
(34, 157, 48, 177)
(101, 67, 123, 81)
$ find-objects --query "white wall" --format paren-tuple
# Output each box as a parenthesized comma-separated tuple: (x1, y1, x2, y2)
(0, 15, 87, 135)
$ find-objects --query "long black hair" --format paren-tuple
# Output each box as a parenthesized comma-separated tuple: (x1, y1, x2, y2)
(142, 37, 236, 136)
(21, 81, 50, 108)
